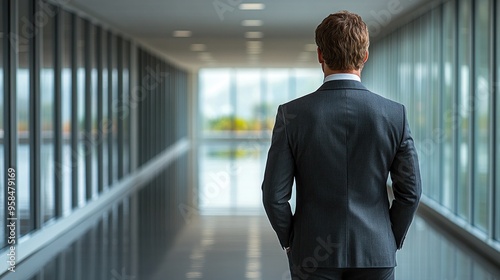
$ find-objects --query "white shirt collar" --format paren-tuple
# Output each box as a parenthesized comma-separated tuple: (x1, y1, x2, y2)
(323, 73, 361, 83)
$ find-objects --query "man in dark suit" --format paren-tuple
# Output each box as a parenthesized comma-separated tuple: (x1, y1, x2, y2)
(262, 11, 421, 280)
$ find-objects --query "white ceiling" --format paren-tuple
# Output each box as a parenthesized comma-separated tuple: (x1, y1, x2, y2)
(65, 0, 432, 71)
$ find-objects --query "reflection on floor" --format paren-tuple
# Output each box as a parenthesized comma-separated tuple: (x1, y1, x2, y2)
(9, 212, 500, 279)
(152, 215, 500, 280)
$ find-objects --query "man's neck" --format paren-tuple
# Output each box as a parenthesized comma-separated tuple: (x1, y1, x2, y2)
(323, 67, 362, 79)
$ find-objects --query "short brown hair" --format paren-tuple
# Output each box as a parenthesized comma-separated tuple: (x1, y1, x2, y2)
(315, 11, 370, 71)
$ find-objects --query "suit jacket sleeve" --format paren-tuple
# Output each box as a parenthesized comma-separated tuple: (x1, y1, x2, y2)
(389, 105, 422, 249)
(262, 105, 295, 249)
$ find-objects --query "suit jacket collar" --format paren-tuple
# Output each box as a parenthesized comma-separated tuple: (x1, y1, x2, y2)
(317, 79, 369, 92)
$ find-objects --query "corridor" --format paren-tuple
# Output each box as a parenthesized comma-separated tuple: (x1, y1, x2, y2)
(153, 215, 500, 280)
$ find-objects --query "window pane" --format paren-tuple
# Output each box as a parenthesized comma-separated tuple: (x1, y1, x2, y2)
(111, 35, 118, 184)
(199, 144, 232, 212)
(472, 0, 492, 232)
(441, 0, 456, 211)
(106, 33, 114, 184)
(496, 0, 500, 242)
(0, 0, 4, 248)
(234, 144, 264, 209)
(77, 17, 85, 207)
(198, 68, 331, 214)
(235, 69, 261, 136)
(122, 41, 130, 176)
(61, 10, 72, 216)
(293, 69, 322, 99)
(116, 38, 123, 180)
(89, 24, 98, 199)
(264, 69, 290, 130)
(200, 69, 231, 137)
(457, 0, 472, 221)
(17, 0, 33, 235)
(41, 2, 56, 223)
(102, 31, 109, 188)
(430, 9, 442, 202)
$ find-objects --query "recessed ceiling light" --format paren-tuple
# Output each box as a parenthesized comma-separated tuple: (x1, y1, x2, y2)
(190, 44, 206, 51)
(305, 44, 317, 52)
(298, 52, 312, 61)
(173, 30, 192, 38)
(239, 3, 265, 10)
(246, 41, 262, 49)
(198, 52, 214, 61)
(247, 41, 262, 55)
(242, 20, 263, 27)
(247, 50, 262, 55)
(245, 32, 263, 39)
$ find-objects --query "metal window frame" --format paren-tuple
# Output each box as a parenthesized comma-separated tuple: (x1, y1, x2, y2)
(438, 3, 446, 207)
(54, 5, 63, 218)
(465, 0, 475, 228)
(96, 26, 103, 194)
(125, 41, 132, 175)
(3, 0, 18, 247)
(70, 13, 78, 209)
(29, 0, 41, 231)
(0, 0, 4, 248)
(453, 0, 461, 216)
(100, 27, 108, 191)
(117, 37, 123, 179)
(145, 52, 151, 161)
(433, 6, 444, 204)
(494, 0, 499, 241)
(83, 19, 92, 201)
(455, 0, 474, 222)
(485, 0, 495, 240)
(470, 0, 495, 234)
(470, 0, 478, 230)
(137, 48, 142, 165)
(150, 54, 156, 157)
(107, 31, 113, 186)
(39, 1, 58, 225)
(437, 0, 459, 215)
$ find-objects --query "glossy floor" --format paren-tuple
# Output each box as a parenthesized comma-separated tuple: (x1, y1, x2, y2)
(7, 212, 500, 280)
(152, 215, 500, 280)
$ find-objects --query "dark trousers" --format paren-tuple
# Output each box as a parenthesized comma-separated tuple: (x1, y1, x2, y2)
(287, 252, 395, 280)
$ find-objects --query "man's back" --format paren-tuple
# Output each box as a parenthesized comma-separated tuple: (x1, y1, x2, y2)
(262, 11, 421, 279)
(263, 78, 421, 268)
(282, 79, 409, 267)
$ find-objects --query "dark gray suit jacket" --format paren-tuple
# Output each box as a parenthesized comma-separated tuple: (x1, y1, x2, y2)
(262, 79, 421, 268)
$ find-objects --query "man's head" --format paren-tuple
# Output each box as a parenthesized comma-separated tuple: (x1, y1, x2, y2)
(315, 11, 370, 73)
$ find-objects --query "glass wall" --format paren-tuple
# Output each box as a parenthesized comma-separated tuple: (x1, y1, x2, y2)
(102, 30, 109, 190)
(0, 0, 4, 249)
(199, 69, 231, 137)
(441, 0, 456, 212)
(496, 0, 500, 243)
(363, 0, 500, 249)
(472, 0, 492, 233)
(457, 0, 473, 222)
(89, 23, 98, 199)
(198, 68, 321, 213)
(17, 0, 33, 236)
(122, 41, 130, 177)
(0, 0, 148, 251)
(61, 9, 72, 216)
(0, 3, 190, 279)
(76, 17, 85, 207)
(199, 68, 321, 138)
(40, 1, 56, 223)
(110, 35, 119, 184)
